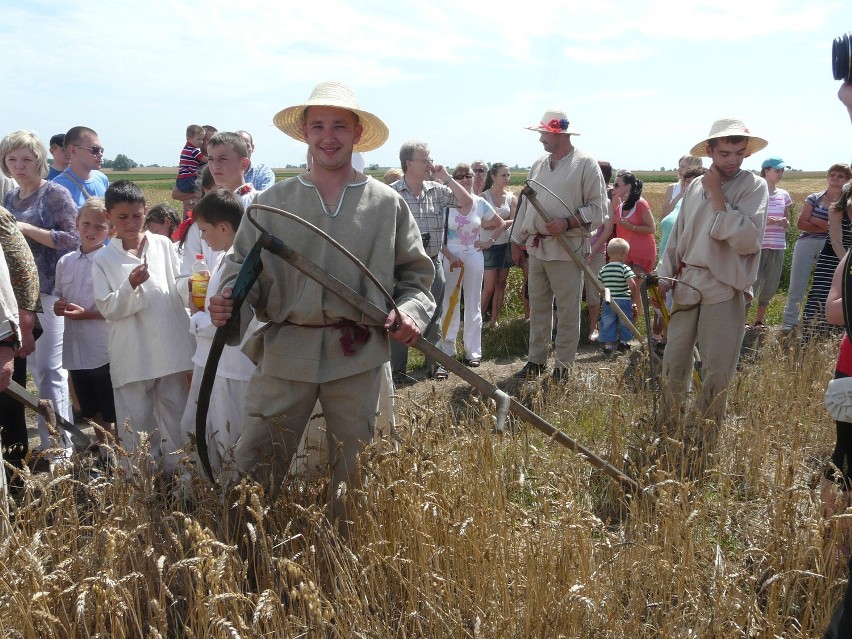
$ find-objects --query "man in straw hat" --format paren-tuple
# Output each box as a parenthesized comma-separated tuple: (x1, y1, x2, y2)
(511, 109, 607, 381)
(654, 117, 768, 466)
(209, 81, 435, 528)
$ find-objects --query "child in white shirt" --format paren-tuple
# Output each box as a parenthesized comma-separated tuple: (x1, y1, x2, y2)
(92, 181, 194, 473)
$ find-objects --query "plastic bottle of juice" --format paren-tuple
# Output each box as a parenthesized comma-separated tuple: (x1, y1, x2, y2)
(190, 253, 210, 311)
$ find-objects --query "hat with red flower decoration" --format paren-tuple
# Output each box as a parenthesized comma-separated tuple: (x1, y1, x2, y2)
(525, 109, 581, 136)
(688, 118, 768, 157)
(273, 81, 389, 152)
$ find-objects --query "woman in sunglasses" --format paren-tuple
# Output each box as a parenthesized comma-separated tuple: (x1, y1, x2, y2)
(1, 130, 80, 459)
(439, 163, 509, 369)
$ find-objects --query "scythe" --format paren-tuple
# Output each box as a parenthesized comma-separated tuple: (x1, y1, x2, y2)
(196, 204, 639, 495)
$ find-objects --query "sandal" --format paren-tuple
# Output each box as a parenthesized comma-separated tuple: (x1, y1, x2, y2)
(753, 321, 766, 330)
(463, 358, 481, 368)
(431, 365, 449, 380)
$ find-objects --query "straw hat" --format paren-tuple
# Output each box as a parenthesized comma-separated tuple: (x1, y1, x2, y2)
(525, 109, 581, 135)
(688, 118, 768, 157)
(273, 81, 389, 152)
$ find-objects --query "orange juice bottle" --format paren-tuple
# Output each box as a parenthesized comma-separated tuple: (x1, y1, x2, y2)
(190, 253, 210, 311)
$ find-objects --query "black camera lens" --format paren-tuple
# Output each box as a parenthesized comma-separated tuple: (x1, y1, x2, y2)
(833, 32, 852, 82)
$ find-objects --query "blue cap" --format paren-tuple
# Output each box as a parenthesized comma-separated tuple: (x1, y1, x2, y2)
(761, 157, 789, 170)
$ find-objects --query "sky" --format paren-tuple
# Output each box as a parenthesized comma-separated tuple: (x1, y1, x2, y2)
(1, 0, 851, 173)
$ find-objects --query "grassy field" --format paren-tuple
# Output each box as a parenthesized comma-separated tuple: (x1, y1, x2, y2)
(5, 170, 841, 636)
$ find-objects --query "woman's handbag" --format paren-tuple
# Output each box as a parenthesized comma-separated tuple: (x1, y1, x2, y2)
(825, 376, 852, 422)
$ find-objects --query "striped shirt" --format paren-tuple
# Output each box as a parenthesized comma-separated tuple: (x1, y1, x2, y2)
(761, 188, 792, 250)
(391, 178, 460, 258)
(799, 190, 831, 240)
(178, 144, 205, 179)
(598, 261, 635, 299)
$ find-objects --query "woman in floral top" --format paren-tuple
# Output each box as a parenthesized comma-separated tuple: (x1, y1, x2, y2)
(1, 130, 79, 457)
(438, 163, 509, 369)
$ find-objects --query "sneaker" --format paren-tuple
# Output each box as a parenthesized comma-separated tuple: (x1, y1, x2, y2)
(514, 362, 547, 379)
(429, 365, 449, 381)
(551, 367, 570, 381)
(602, 346, 614, 357)
(617, 342, 631, 352)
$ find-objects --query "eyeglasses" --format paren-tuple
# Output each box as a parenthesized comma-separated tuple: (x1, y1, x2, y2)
(411, 157, 433, 164)
(454, 173, 473, 180)
(74, 144, 104, 156)
(472, 168, 486, 173)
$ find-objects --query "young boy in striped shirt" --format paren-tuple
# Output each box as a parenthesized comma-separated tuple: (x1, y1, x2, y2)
(598, 237, 641, 356)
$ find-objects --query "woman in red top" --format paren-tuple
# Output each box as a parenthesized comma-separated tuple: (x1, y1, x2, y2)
(824, 253, 852, 516)
(612, 171, 656, 274)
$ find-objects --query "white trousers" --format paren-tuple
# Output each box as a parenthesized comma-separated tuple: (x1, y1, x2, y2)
(440, 244, 485, 359)
(30, 293, 72, 454)
(114, 372, 189, 473)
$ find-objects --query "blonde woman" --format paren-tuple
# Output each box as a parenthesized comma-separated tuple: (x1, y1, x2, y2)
(661, 155, 703, 217)
(1, 130, 79, 458)
(480, 163, 517, 329)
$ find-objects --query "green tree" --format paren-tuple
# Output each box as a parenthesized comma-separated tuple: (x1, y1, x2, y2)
(111, 154, 138, 171)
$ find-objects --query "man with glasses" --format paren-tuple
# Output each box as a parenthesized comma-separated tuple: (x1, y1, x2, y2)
(471, 160, 488, 195)
(53, 126, 109, 207)
(390, 141, 473, 382)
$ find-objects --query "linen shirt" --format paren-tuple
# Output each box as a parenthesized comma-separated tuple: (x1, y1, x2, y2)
(189, 250, 259, 381)
(53, 247, 109, 370)
(656, 170, 768, 305)
(391, 178, 461, 258)
(512, 148, 606, 261)
(218, 174, 435, 384)
(92, 231, 193, 388)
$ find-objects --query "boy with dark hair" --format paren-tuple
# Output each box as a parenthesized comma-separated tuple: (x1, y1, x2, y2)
(47, 133, 68, 181)
(180, 188, 254, 473)
(176, 124, 207, 196)
(92, 180, 193, 473)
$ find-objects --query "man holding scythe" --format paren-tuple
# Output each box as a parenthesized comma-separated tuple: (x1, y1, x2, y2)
(208, 82, 434, 528)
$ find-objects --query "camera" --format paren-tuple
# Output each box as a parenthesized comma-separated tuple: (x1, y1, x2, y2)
(833, 32, 852, 82)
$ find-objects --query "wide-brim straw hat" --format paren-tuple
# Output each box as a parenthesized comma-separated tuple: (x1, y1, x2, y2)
(688, 118, 768, 157)
(273, 81, 389, 152)
(525, 109, 581, 135)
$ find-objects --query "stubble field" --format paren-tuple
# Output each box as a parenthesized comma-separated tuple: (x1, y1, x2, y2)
(3, 169, 847, 637)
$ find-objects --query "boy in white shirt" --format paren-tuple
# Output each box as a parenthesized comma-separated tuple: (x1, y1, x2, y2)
(92, 180, 194, 473)
(179, 189, 257, 474)
(53, 198, 116, 449)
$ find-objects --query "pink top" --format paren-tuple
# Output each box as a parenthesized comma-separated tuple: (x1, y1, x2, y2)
(615, 197, 657, 272)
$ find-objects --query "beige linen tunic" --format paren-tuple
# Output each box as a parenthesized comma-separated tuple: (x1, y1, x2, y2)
(512, 149, 606, 259)
(656, 170, 768, 305)
(219, 174, 435, 384)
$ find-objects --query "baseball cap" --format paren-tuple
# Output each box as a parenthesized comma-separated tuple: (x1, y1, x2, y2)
(761, 157, 790, 170)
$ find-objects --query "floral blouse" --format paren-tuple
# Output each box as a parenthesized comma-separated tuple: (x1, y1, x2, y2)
(3, 181, 79, 295)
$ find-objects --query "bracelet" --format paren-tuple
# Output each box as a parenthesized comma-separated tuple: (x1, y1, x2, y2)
(443, 178, 451, 185)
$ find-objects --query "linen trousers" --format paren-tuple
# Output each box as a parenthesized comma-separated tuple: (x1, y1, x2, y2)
(114, 371, 190, 473)
(440, 244, 485, 359)
(527, 255, 583, 368)
(661, 294, 746, 430)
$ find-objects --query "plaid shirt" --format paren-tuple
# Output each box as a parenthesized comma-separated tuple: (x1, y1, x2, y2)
(391, 178, 459, 258)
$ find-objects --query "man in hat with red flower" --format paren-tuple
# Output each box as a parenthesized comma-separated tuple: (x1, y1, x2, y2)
(511, 109, 607, 381)
(654, 118, 768, 467)
(209, 81, 435, 528)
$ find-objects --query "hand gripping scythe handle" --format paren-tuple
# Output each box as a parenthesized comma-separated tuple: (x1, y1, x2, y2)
(195, 241, 264, 482)
(520, 184, 645, 344)
(239, 205, 639, 494)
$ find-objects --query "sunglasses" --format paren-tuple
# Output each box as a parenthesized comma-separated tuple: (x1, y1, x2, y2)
(74, 144, 105, 156)
(473, 168, 486, 173)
